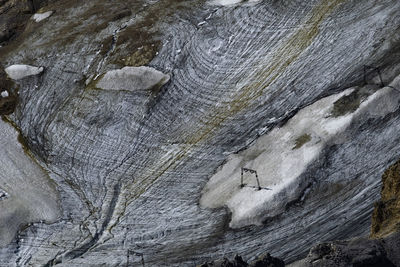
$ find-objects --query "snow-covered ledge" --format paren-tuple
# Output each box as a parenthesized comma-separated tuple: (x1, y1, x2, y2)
(200, 85, 400, 228)
(5, 65, 44, 80)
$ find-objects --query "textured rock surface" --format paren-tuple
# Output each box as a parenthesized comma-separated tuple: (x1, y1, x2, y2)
(1, 0, 400, 266)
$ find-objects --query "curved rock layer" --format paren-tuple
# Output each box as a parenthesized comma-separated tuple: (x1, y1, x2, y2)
(1, 0, 400, 266)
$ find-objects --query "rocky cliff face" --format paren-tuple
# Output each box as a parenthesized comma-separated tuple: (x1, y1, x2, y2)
(1, 0, 400, 266)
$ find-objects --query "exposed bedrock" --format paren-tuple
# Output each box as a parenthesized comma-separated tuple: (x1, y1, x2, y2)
(0, 0, 400, 266)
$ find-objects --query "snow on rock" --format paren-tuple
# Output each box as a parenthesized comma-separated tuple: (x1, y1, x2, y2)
(0, 91, 8, 98)
(5, 65, 44, 80)
(0, 120, 60, 247)
(200, 87, 396, 228)
(95, 66, 170, 92)
(32, 11, 53, 22)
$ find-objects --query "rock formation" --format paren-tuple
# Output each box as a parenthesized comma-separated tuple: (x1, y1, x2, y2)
(1, 0, 400, 266)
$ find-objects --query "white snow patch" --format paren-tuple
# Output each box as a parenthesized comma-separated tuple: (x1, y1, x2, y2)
(0, 120, 60, 247)
(1, 91, 9, 98)
(5, 65, 44, 80)
(32, 11, 53, 22)
(200, 87, 392, 228)
(96, 66, 170, 92)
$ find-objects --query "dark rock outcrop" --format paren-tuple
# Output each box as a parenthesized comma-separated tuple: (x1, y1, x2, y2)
(200, 253, 284, 267)
(290, 234, 399, 267)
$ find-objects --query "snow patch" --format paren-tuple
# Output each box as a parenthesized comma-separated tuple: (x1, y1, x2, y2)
(5, 65, 44, 80)
(32, 11, 53, 22)
(0, 120, 60, 246)
(200, 87, 390, 228)
(1, 91, 9, 98)
(96, 66, 170, 92)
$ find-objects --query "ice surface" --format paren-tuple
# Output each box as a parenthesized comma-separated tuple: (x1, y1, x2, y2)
(4, 65, 44, 80)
